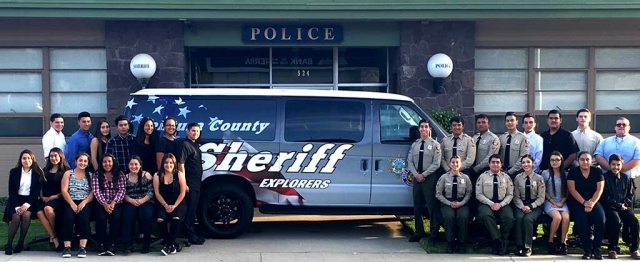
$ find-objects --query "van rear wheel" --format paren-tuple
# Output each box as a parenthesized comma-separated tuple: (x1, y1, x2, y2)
(199, 185, 254, 239)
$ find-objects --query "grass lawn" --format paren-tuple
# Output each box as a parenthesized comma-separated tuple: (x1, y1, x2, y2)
(401, 214, 640, 255)
(0, 213, 50, 251)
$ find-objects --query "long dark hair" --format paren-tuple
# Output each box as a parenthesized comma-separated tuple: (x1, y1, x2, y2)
(136, 117, 159, 146)
(92, 119, 112, 160)
(128, 155, 145, 184)
(158, 153, 178, 178)
(547, 151, 567, 198)
(42, 147, 70, 182)
(15, 149, 44, 178)
(96, 153, 122, 191)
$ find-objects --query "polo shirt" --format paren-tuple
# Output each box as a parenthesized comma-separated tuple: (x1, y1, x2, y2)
(540, 128, 579, 170)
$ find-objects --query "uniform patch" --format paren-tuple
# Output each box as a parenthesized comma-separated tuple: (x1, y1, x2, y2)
(515, 140, 520, 145)
(428, 145, 432, 150)
(492, 139, 499, 146)
(524, 138, 530, 145)
(388, 154, 408, 179)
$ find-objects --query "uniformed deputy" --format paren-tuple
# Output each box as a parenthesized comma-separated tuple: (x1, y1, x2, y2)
(476, 154, 514, 256)
(441, 116, 476, 173)
(472, 114, 500, 180)
(435, 156, 472, 254)
(407, 119, 442, 242)
(513, 155, 546, 257)
(499, 112, 530, 177)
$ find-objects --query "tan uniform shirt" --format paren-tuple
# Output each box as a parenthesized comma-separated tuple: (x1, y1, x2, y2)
(513, 172, 546, 209)
(571, 127, 603, 167)
(472, 131, 500, 173)
(436, 172, 473, 206)
(407, 137, 441, 177)
(499, 131, 530, 175)
(441, 134, 476, 172)
(475, 170, 514, 207)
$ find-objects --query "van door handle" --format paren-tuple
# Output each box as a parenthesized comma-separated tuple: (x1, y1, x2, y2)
(361, 159, 368, 171)
(374, 160, 380, 171)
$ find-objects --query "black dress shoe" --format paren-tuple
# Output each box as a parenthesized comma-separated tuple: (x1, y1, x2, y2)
(548, 242, 556, 255)
(188, 237, 205, 245)
(457, 243, 466, 254)
(523, 248, 532, 257)
(4, 244, 12, 255)
(445, 242, 455, 254)
(582, 250, 592, 260)
(408, 234, 425, 242)
(12, 242, 23, 254)
(592, 249, 603, 260)
(196, 235, 206, 242)
(498, 240, 507, 256)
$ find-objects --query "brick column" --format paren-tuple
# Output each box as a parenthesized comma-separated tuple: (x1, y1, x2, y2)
(397, 21, 475, 130)
(105, 21, 185, 123)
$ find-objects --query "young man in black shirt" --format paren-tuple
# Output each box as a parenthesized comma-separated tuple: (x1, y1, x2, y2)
(179, 122, 206, 245)
(540, 110, 579, 171)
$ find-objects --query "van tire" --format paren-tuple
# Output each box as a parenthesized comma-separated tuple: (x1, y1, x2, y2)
(199, 185, 254, 239)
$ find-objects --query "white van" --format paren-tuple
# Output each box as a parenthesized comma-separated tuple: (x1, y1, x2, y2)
(124, 88, 447, 238)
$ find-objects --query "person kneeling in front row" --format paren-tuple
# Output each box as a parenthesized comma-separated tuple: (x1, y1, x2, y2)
(436, 156, 472, 254)
(476, 154, 514, 256)
(601, 154, 640, 259)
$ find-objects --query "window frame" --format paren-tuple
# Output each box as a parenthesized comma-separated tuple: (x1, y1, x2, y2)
(0, 47, 107, 139)
(475, 46, 640, 136)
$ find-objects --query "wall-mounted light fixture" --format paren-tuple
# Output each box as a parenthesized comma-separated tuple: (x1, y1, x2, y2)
(130, 53, 157, 89)
(427, 53, 453, 94)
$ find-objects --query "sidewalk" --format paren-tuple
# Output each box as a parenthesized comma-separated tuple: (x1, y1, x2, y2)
(0, 251, 612, 262)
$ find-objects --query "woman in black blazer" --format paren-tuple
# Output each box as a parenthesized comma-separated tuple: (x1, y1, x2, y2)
(3, 149, 43, 255)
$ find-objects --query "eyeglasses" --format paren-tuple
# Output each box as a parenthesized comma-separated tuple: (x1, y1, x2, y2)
(616, 123, 628, 128)
(550, 159, 562, 162)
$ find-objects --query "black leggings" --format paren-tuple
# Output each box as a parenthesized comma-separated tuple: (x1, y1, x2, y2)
(62, 200, 92, 242)
(156, 203, 186, 246)
(94, 203, 122, 245)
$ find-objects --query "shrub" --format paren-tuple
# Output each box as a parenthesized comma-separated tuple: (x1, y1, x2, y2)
(429, 109, 459, 134)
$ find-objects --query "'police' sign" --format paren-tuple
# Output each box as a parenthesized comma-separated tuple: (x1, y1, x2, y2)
(242, 25, 343, 44)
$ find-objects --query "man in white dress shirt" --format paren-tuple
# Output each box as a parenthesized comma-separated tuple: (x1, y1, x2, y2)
(42, 113, 66, 159)
(572, 109, 603, 168)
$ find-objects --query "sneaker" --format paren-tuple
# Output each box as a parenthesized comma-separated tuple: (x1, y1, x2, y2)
(106, 244, 115, 256)
(62, 247, 72, 258)
(77, 247, 87, 258)
(161, 245, 170, 256)
(559, 243, 568, 255)
(608, 250, 618, 259)
(97, 245, 108, 256)
(631, 250, 640, 260)
(170, 245, 177, 254)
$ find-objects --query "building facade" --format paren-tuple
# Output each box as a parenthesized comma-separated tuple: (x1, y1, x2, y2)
(0, 1, 639, 194)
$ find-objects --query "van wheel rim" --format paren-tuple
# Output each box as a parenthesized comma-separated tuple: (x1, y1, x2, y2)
(206, 194, 242, 229)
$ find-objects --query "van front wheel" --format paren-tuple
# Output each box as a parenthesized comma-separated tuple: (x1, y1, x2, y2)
(199, 185, 254, 239)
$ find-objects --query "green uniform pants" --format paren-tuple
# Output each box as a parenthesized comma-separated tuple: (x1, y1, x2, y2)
(478, 204, 515, 241)
(515, 207, 542, 248)
(413, 172, 440, 236)
(440, 205, 470, 242)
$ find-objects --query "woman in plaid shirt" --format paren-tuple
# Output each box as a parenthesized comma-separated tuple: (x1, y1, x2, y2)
(92, 154, 125, 256)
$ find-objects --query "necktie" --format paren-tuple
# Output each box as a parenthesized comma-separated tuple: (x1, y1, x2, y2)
(474, 136, 482, 165)
(504, 134, 512, 169)
(452, 137, 459, 157)
(452, 176, 459, 202)
(492, 174, 500, 202)
(417, 141, 425, 173)
(525, 176, 532, 205)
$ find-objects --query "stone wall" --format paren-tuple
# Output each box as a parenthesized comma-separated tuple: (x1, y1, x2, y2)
(397, 21, 475, 132)
(105, 21, 186, 123)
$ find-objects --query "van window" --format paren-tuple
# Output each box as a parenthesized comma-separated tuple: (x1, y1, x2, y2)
(379, 104, 423, 144)
(173, 99, 277, 141)
(284, 100, 365, 143)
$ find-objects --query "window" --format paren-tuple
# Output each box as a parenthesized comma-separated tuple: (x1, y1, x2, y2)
(188, 47, 389, 91)
(50, 49, 107, 114)
(475, 47, 640, 135)
(474, 48, 528, 113)
(285, 100, 365, 143)
(379, 104, 422, 144)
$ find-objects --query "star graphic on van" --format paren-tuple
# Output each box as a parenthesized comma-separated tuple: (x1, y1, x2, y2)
(153, 105, 164, 115)
(132, 114, 144, 123)
(125, 98, 137, 109)
(178, 106, 191, 118)
(174, 97, 185, 105)
(147, 95, 159, 104)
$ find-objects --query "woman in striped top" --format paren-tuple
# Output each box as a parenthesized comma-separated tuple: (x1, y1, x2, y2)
(60, 153, 93, 258)
(121, 155, 154, 254)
